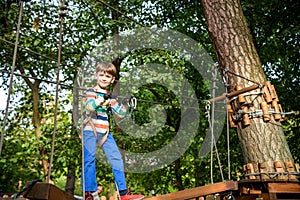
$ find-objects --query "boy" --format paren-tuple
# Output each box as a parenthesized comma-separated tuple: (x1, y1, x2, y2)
(83, 61, 144, 200)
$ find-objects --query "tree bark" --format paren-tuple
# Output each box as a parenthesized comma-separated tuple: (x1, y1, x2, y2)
(19, 65, 50, 180)
(65, 169, 76, 196)
(200, 0, 293, 166)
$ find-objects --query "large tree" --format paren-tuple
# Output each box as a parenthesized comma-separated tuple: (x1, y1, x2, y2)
(200, 0, 296, 174)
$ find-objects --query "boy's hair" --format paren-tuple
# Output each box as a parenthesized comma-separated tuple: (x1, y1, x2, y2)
(96, 61, 117, 77)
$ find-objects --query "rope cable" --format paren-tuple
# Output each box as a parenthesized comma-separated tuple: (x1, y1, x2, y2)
(224, 68, 260, 85)
(96, 0, 145, 27)
(47, 0, 66, 183)
(0, 0, 24, 155)
(0, 38, 78, 71)
(212, 66, 225, 182)
(223, 69, 231, 180)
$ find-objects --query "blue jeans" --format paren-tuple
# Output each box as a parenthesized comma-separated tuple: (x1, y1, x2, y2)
(83, 130, 127, 192)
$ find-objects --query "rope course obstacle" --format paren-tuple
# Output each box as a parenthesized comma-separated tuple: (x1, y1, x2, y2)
(0, 0, 299, 200)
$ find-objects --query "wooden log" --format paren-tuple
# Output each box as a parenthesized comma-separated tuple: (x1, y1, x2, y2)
(243, 164, 249, 180)
(271, 100, 281, 120)
(227, 103, 233, 113)
(274, 161, 288, 180)
(285, 161, 297, 180)
(242, 106, 250, 127)
(278, 104, 286, 122)
(246, 163, 257, 179)
(208, 83, 263, 103)
(266, 82, 276, 100)
(228, 113, 237, 128)
(260, 161, 275, 180)
(262, 85, 272, 103)
(260, 101, 270, 122)
(270, 84, 279, 102)
(235, 85, 246, 105)
(253, 162, 260, 179)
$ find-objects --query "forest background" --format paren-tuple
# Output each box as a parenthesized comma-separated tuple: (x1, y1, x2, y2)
(0, 0, 299, 198)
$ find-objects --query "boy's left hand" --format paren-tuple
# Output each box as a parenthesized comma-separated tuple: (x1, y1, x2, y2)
(121, 96, 131, 106)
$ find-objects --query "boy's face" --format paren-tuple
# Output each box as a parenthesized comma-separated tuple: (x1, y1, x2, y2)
(96, 71, 115, 89)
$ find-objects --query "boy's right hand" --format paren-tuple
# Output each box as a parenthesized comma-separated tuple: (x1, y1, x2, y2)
(95, 97, 105, 106)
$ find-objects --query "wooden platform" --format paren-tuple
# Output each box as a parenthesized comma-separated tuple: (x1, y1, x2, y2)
(22, 182, 76, 200)
(145, 180, 300, 200)
(145, 181, 238, 200)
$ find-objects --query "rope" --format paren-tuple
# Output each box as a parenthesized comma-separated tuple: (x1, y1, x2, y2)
(222, 68, 231, 180)
(47, 0, 66, 183)
(0, 38, 78, 71)
(206, 65, 225, 184)
(97, 0, 145, 27)
(114, 180, 121, 200)
(81, 120, 86, 199)
(0, 69, 208, 110)
(224, 68, 260, 85)
(0, 0, 24, 155)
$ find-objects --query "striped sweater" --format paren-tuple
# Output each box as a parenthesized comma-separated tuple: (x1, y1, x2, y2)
(84, 88, 127, 134)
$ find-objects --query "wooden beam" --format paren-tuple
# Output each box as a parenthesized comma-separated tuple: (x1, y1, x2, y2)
(268, 182, 300, 194)
(145, 181, 238, 200)
(208, 83, 262, 103)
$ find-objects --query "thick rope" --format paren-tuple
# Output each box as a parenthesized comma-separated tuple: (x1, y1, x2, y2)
(81, 120, 86, 199)
(222, 68, 231, 180)
(47, 0, 66, 183)
(0, 0, 24, 155)
(207, 65, 225, 183)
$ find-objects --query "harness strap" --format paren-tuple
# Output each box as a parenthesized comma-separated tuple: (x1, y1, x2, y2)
(81, 115, 109, 148)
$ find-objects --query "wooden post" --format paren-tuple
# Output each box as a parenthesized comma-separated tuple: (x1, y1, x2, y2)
(271, 100, 281, 121)
(284, 161, 297, 180)
(262, 85, 272, 103)
(274, 161, 288, 180)
(261, 101, 270, 122)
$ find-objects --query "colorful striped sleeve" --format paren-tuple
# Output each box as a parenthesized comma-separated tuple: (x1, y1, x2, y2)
(110, 99, 127, 117)
(85, 88, 97, 111)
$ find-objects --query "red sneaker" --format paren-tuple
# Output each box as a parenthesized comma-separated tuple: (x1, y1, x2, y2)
(120, 191, 144, 200)
(85, 192, 93, 200)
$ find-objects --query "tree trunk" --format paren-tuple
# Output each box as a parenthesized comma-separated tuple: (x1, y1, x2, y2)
(65, 169, 76, 196)
(174, 159, 184, 191)
(19, 65, 50, 180)
(200, 0, 294, 173)
(32, 83, 50, 180)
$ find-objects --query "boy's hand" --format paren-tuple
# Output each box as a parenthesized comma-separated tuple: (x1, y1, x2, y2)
(121, 96, 131, 106)
(95, 97, 105, 106)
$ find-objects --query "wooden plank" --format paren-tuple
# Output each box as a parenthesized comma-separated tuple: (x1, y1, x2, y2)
(268, 183, 300, 194)
(23, 182, 76, 200)
(241, 186, 262, 194)
(145, 181, 238, 200)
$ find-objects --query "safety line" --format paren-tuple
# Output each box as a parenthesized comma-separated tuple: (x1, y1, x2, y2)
(0, 0, 24, 155)
(0, 38, 78, 71)
(47, 0, 66, 184)
(97, 0, 145, 27)
(224, 68, 260, 85)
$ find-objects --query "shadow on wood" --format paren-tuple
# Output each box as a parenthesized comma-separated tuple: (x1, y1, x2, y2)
(145, 180, 300, 200)
(22, 182, 76, 200)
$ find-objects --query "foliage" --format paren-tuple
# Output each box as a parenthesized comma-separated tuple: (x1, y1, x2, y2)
(242, 0, 300, 164)
(0, 0, 298, 197)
